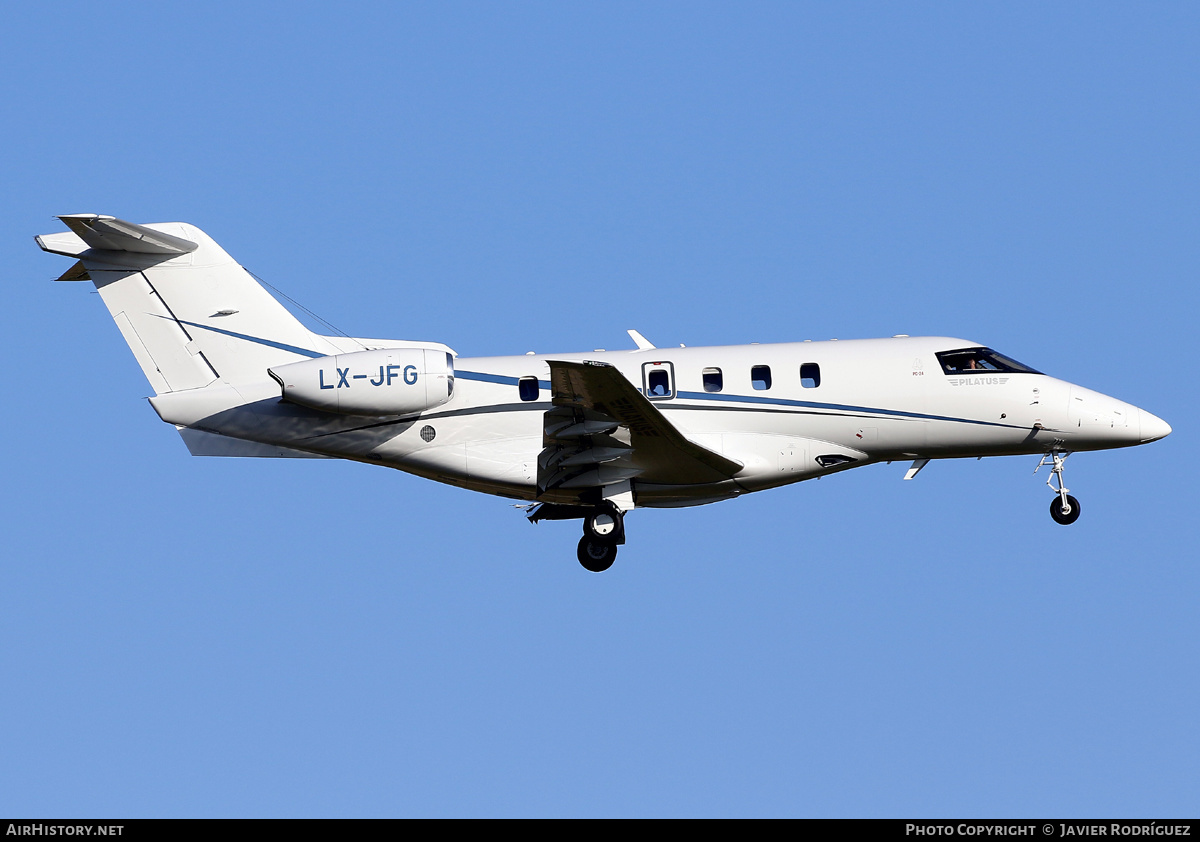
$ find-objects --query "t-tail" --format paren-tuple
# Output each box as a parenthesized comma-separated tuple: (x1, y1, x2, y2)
(37, 214, 338, 394)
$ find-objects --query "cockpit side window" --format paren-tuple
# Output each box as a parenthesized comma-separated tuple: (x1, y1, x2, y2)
(935, 347, 1042, 375)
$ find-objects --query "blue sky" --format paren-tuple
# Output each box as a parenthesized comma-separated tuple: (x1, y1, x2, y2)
(2, 2, 1197, 817)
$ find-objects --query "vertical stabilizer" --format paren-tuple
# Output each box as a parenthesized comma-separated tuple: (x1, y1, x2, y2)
(38, 215, 339, 394)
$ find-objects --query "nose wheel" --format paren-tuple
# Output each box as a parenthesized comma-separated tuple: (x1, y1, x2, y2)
(1035, 451, 1082, 525)
(1049, 494, 1082, 525)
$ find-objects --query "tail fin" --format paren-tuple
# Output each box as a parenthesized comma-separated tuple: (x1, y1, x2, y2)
(38, 214, 336, 394)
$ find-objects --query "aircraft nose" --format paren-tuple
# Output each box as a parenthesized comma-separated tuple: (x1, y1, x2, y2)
(1139, 409, 1172, 443)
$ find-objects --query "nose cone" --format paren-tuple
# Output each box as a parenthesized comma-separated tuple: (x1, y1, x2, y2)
(1140, 409, 1172, 443)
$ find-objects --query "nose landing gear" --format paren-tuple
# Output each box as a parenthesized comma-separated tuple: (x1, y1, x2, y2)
(1035, 451, 1081, 525)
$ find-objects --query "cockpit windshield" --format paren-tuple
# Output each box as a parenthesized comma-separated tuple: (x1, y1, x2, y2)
(935, 347, 1042, 375)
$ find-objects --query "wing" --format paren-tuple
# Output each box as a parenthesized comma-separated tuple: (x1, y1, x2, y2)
(539, 360, 742, 493)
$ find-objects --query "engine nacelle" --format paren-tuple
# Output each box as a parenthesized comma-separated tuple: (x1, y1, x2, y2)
(268, 347, 454, 416)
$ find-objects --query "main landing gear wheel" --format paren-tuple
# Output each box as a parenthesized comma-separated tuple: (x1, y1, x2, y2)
(577, 535, 617, 572)
(1050, 494, 1081, 525)
(585, 509, 620, 540)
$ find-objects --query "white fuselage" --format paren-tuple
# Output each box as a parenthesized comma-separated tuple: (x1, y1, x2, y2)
(38, 216, 1170, 526)
(152, 335, 1168, 509)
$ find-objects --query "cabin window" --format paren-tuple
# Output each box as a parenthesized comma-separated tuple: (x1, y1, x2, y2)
(800, 363, 820, 388)
(642, 361, 675, 400)
(935, 347, 1042, 375)
(518, 376, 539, 401)
(751, 365, 772, 391)
(702, 367, 723, 393)
(647, 368, 671, 397)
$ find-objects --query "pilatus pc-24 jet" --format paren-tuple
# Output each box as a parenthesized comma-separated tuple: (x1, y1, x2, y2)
(39, 215, 1172, 571)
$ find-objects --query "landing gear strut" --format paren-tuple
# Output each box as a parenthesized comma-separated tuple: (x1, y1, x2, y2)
(578, 504, 625, 572)
(1035, 451, 1081, 525)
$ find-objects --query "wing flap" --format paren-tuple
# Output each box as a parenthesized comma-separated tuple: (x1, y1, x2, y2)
(540, 360, 741, 491)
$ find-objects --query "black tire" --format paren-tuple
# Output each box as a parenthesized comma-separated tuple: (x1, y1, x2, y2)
(1050, 494, 1082, 525)
(577, 535, 617, 572)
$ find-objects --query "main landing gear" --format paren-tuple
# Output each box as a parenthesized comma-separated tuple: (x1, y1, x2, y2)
(525, 502, 629, 572)
(577, 505, 626, 572)
(1035, 451, 1081, 525)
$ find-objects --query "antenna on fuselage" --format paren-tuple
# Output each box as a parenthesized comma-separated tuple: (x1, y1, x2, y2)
(627, 329, 655, 350)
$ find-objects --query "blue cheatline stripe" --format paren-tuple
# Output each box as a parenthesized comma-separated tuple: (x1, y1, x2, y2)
(456, 370, 551, 390)
(439, 371, 1021, 430)
(674, 390, 1014, 428)
(455, 370, 517, 385)
(177, 320, 325, 358)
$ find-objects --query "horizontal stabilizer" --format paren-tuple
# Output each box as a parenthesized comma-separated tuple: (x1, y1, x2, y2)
(56, 214, 198, 255)
(35, 231, 90, 258)
(53, 260, 91, 282)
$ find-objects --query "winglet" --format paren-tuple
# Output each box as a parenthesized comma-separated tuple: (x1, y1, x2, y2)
(627, 329, 655, 350)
